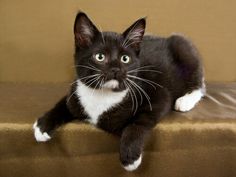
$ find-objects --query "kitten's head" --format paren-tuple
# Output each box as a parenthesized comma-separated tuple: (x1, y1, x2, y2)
(73, 12, 145, 91)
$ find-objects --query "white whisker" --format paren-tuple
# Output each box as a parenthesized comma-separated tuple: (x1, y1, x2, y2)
(101, 78, 105, 96)
(70, 80, 78, 86)
(99, 77, 104, 89)
(75, 64, 101, 72)
(84, 75, 100, 86)
(127, 78, 153, 111)
(123, 81, 135, 114)
(86, 75, 102, 88)
(79, 74, 100, 81)
(88, 63, 101, 72)
(91, 76, 102, 97)
(128, 65, 157, 72)
(127, 78, 143, 106)
(127, 74, 163, 89)
(66, 90, 77, 104)
(128, 69, 162, 74)
(125, 80, 138, 115)
(70, 74, 101, 90)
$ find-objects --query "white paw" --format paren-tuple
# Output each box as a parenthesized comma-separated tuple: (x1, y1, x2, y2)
(33, 121, 51, 142)
(175, 96, 195, 112)
(123, 155, 142, 171)
(175, 89, 203, 112)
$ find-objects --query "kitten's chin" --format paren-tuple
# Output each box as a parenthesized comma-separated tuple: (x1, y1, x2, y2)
(102, 79, 119, 90)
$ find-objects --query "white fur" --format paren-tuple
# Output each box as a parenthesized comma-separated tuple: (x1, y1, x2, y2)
(102, 79, 119, 89)
(123, 155, 142, 171)
(175, 88, 204, 112)
(76, 81, 128, 125)
(33, 121, 51, 142)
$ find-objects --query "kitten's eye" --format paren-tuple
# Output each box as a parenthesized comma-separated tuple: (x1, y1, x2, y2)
(121, 55, 130, 64)
(95, 53, 105, 62)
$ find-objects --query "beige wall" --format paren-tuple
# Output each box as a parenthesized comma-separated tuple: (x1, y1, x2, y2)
(0, 0, 236, 83)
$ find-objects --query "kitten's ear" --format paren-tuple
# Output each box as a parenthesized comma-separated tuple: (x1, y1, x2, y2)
(122, 18, 146, 50)
(74, 12, 99, 47)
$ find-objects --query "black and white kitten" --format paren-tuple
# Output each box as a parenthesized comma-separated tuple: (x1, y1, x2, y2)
(33, 12, 205, 171)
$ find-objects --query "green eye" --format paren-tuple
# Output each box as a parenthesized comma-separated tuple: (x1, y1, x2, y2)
(121, 55, 130, 64)
(95, 53, 105, 62)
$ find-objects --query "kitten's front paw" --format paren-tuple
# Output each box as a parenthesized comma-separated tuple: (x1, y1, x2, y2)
(120, 146, 142, 171)
(33, 121, 51, 142)
(123, 154, 142, 171)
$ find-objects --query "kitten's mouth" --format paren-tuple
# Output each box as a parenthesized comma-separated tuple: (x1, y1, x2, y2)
(102, 79, 119, 89)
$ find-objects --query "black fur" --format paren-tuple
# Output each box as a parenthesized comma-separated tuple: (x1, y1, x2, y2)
(35, 12, 203, 170)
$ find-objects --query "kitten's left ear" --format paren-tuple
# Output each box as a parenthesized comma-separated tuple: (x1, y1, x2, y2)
(122, 18, 146, 50)
(74, 12, 100, 47)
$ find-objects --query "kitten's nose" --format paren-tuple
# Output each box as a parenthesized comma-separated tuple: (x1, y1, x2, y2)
(111, 67, 120, 73)
(107, 67, 121, 80)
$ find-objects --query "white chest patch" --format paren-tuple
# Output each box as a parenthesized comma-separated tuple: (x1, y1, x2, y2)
(76, 81, 128, 125)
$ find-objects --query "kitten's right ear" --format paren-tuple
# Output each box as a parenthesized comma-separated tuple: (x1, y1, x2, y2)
(122, 17, 146, 51)
(74, 12, 99, 47)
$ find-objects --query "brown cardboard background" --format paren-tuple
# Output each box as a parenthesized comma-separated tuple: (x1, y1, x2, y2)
(0, 0, 235, 83)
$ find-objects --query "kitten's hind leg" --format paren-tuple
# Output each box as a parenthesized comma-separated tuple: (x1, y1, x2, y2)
(169, 34, 205, 112)
(33, 96, 76, 142)
(175, 87, 205, 112)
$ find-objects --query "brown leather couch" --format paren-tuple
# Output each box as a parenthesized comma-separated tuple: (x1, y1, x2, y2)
(0, 1, 236, 177)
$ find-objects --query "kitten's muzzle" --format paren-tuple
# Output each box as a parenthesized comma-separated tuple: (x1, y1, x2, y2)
(106, 67, 123, 80)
